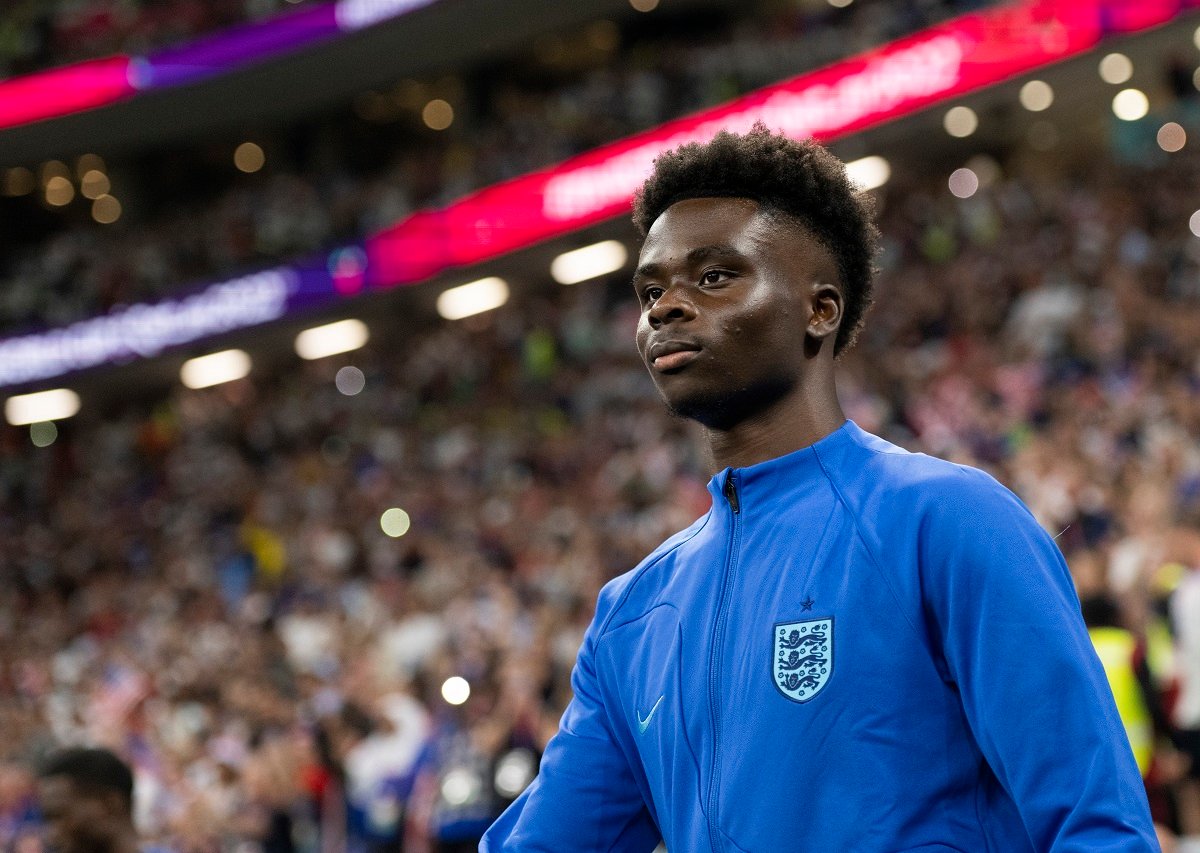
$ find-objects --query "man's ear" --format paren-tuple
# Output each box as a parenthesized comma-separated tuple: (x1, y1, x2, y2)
(806, 282, 843, 343)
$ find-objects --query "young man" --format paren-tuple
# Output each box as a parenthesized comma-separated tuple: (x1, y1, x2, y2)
(481, 125, 1157, 850)
(37, 747, 144, 853)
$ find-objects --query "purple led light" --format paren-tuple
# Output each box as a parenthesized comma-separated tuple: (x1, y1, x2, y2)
(141, 5, 340, 89)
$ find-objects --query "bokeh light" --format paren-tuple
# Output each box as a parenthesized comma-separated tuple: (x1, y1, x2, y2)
(44, 176, 74, 206)
(40, 160, 69, 183)
(380, 507, 411, 537)
(422, 99, 454, 130)
(943, 106, 978, 138)
(1018, 80, 1053, 112)
(335, 365, 366, 395)
(493, 749, 537, 798)
(441, 676, 470, 705)
(1190, 210, 1200, 237)
(2, 167, 35, 196)
(629, 0, 658, 10)
(1098, 53, 1132, 84)
(234, 142, 265, 173)
(80, 169, 110, 199)
(948, 168, 980, 199)
(441, 768, 479, 805)
(92, 194, 122, 224)
(1111, 88, 1148, 121)
(29, 421, 58, 447)
(75, 153, 105, 178)
(1158, 122, 1186, 153)
(966, 154, 1000, 188)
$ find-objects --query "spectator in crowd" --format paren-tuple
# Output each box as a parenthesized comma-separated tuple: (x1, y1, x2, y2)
(36, 747, 148, 853)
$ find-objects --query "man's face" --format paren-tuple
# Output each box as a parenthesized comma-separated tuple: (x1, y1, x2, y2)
(37, 776, 121, 853)
(634, 197, 837, 429)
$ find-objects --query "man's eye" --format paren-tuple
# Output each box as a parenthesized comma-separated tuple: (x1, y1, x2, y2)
(700, 269, 729, 285)
(644, 286, 665, 302)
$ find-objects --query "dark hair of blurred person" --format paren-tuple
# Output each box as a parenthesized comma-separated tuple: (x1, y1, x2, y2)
(36, 748, 138, 853)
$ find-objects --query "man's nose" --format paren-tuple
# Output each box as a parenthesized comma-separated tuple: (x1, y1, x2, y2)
(647, 285, 697, 328)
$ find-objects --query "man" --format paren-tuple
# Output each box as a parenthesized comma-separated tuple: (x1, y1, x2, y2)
(37, 747, 144, 853)
(481, 125, 1157, 850)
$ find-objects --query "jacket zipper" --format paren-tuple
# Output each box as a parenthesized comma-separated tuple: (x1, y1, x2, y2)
(707, 474, 740, 851)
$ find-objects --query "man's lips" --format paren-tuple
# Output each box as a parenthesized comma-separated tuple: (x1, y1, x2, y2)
(648, 341, 701, 371)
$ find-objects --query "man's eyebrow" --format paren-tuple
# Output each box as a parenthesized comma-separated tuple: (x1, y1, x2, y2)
(686, 244, 742, 264)
(633, 244, 744, 281)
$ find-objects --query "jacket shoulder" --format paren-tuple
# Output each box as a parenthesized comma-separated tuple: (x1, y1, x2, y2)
(830, 426, 1027, 517)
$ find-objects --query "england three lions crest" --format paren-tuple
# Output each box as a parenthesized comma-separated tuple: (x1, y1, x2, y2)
(773, 618, 833, 703)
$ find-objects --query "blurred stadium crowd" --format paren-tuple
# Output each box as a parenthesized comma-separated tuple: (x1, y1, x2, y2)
(4, 0, 1200, 851)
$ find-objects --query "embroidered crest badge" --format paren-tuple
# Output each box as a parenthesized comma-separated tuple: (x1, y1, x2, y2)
(773, 617, 833, 703)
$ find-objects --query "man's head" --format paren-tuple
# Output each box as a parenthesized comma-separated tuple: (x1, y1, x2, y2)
(37, 748, 135, 853)
(633, 123, 879, 356)
(631, 125, 879, 429)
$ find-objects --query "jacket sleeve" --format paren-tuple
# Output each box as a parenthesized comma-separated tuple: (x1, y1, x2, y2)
(479, 585, 661, 853)
(919, 470, 1158, 851)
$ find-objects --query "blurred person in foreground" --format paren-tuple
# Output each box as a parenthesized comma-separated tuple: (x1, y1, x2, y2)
(481, 125, 1157, 850)
(36, 747, 167, 853)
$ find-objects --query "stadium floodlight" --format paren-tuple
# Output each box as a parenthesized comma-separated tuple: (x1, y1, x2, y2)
(845, 156, 891, 191)
(4, 388, 80, 425)
(550, 240, 629, 285)
(180, 349, 251, 389)
(436, 277, 509, 320)
(294, 318, 369, 360)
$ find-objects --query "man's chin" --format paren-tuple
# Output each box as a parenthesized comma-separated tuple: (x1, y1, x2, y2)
(661, 390, 742, 430)
(659, 378, 795, 431)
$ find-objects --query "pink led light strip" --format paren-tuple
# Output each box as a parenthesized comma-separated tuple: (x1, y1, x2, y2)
(366, 0, 1196, 287)
(0, 56, 136, 130)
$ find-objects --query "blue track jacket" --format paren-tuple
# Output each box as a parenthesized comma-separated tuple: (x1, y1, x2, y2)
(481, 421, 1158, 851)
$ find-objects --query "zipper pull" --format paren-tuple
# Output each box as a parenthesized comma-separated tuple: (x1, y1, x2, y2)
(724, 475, 740, 514)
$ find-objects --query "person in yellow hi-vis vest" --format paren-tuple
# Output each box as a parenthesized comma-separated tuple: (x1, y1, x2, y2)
(1084, 596, 1155, 775)
(1082, 595, 1190, 852)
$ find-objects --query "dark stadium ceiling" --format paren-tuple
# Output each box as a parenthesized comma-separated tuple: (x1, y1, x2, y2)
(0, 0, 742, 165)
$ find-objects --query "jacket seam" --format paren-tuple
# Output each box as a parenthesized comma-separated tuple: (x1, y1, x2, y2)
(599, 512, 713, 638)
(812, 444, 926, 645)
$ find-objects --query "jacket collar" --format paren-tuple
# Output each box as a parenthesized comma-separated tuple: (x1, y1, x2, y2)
(706, 419, 859, 513)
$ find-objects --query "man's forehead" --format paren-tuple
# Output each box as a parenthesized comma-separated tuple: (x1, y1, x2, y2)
(638, 196, 819, 265)
(645, 196, 763, 237)
(640, 197, 769, 257)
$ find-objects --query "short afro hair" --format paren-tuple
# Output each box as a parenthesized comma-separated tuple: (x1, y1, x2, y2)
(39, 747, 134, 813)
(632, 123, 879, 355)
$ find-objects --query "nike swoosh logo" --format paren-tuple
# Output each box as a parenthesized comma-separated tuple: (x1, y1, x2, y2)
(637, 694, 665, 734)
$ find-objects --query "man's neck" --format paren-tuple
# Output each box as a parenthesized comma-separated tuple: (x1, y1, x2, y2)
(703, 383, 845, 472)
